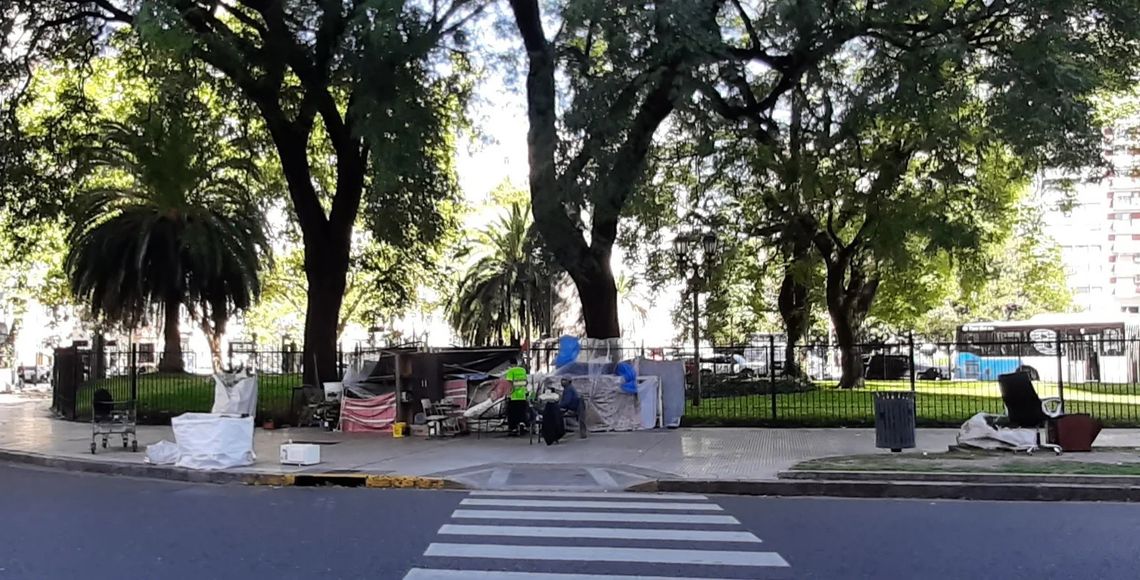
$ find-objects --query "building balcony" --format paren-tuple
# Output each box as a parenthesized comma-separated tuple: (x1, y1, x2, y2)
(1110, 190, 1140, 208)
(1112, 240, 1140, 254)
(1113, 262, 1140, 276)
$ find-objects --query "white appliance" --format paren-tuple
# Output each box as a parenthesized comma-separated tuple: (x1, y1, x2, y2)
(279, 443, 321, 466)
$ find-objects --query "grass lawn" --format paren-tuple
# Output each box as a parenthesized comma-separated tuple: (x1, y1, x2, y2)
(683, 379, 1140, 427)
(77, 373, 301, 424)
(792, 449, 1140, 476)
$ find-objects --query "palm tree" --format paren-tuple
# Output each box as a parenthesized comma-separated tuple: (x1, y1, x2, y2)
(448, 202, 558, 346)
(66, 98, 268, 372)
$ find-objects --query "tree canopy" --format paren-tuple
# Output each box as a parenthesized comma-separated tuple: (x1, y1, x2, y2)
(3, 1, 481, 383)
(65, 76, 268, 371)
(678, 0, 1140, 386)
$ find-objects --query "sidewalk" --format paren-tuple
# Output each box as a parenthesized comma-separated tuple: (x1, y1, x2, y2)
(5, 397, 1140, 498)
(0, 397, 956, 485)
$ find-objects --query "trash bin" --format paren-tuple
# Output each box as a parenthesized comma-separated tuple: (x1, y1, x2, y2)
(874, 391, 916, 452)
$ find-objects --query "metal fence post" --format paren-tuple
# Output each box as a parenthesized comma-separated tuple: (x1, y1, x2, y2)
(1055, 332, 1065, 404)
(908, 332, 916, 393)
(129, 342, 138, 402)
(769, 335, 777, 420)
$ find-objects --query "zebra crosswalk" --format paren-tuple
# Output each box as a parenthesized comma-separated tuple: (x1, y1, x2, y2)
(403, 490, 790, 579)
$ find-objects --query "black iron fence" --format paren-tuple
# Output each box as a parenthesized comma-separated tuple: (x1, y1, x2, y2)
(530, 336, 1140, 427)
(49, 335, 1140, 428)
(51, 345, 310, 426)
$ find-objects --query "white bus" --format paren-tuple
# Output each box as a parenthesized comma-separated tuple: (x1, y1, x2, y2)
(955, 313, 1140, 383)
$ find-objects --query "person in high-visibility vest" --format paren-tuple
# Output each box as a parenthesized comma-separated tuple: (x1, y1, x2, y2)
(504, 366, 530, 436)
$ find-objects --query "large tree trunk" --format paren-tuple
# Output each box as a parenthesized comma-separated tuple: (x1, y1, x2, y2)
(509, 0, 695, 344)
(823, 256, 880, 389)
(574, 259, 621, 339)
(831, 305, 864, 389)
(261, 107, 362, 388)
(778, 268, 811, 378)
(302, 241, 350, 386)
(158, 298, 184, 373)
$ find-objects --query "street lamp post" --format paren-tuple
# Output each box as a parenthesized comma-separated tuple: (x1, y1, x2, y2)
(673, 230, 719, 407)
(0, 323, 10, 390)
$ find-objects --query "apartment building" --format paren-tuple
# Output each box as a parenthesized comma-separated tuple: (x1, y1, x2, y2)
(1039, 116, 1140, 314)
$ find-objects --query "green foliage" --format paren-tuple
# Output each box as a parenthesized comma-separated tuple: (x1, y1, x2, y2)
(64, 77, 268, 341)
(684, 0, 1140, 368)
(245, 221, 445, 342)
(448, 200, 559, 346)
(699, 238, 780, 345)
(4, 1, 483, 382)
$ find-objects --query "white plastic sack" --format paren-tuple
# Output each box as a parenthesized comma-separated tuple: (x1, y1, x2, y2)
(464, 396, 504, 419)
(956, 412, 1039, 451)
(145, 440, 180, 465)
(636, 376, 660, 429)
(211, 372, 258, 416)
(172, 413, 256, 470)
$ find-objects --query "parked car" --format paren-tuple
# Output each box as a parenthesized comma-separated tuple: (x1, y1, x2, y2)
(864, 354, 947, 380)
(17, 365, 51, 385)
(700, 354, 767, 377)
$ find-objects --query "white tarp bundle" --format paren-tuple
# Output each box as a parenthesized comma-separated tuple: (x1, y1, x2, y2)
(956, 412, 1039, 451)
(144, 440, 180, 465)
(211, 371, 258, 416)
(636, 358, 685, 428)
(172, 413, 256, 470)
(636, 376, 661, 429)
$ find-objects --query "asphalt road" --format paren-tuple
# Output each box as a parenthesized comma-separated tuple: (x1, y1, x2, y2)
(2, 463, 1140, 580)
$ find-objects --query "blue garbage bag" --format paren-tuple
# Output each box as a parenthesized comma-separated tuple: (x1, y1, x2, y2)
(616, 361, 638, 394)
(554, 336, 580, 367)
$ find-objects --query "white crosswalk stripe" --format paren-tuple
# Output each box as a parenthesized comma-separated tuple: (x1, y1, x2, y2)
(438, 524, 763, 542)
(404, 570, 738, 580)
(451, 509, 739, 524)
(403, 491, 790, 579)
(424, 543, 789, 567)
(460, 498, 724, 511)
(468, 491, 709, 500)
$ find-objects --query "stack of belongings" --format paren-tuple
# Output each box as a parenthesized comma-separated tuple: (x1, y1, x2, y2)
(539, 336, 643, 432)
(340, 358, 398, 433)
(635, 357, 685, 428)
(463, 377, 512, 429)
(443, 378, 469, 430)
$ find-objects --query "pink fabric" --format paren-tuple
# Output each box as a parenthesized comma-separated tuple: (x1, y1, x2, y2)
(340, 392, 397, 432)
(490, 379, 511, 399)
(444, 379, 468, 410)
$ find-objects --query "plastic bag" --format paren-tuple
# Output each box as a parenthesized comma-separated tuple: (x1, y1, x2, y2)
(956, 412, 1038, 450)
(145, 440, 180, 465)
(554, 336, 580, 367)
(211, 372, 258, 416)
(172, 413, 256, 470)
(616, 361, 638, 394)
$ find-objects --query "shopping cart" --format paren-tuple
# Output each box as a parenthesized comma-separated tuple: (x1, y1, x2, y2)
(91, 388, 138, 454)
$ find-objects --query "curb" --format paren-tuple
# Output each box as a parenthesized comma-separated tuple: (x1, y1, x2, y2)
(628, 479, 1140, 502)
(0, 449, 465, 490)
(780, 469, 1140, 487)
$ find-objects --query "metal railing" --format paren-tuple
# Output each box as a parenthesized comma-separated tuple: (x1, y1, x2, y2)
(531, 336, 1140, 427)
(49, 336, 1140, 428)
(52, 345, 310, 426)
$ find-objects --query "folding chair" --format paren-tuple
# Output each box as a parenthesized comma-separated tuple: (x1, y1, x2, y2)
(997, 371, 1063, 455)
(421, 398, 459, 438)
